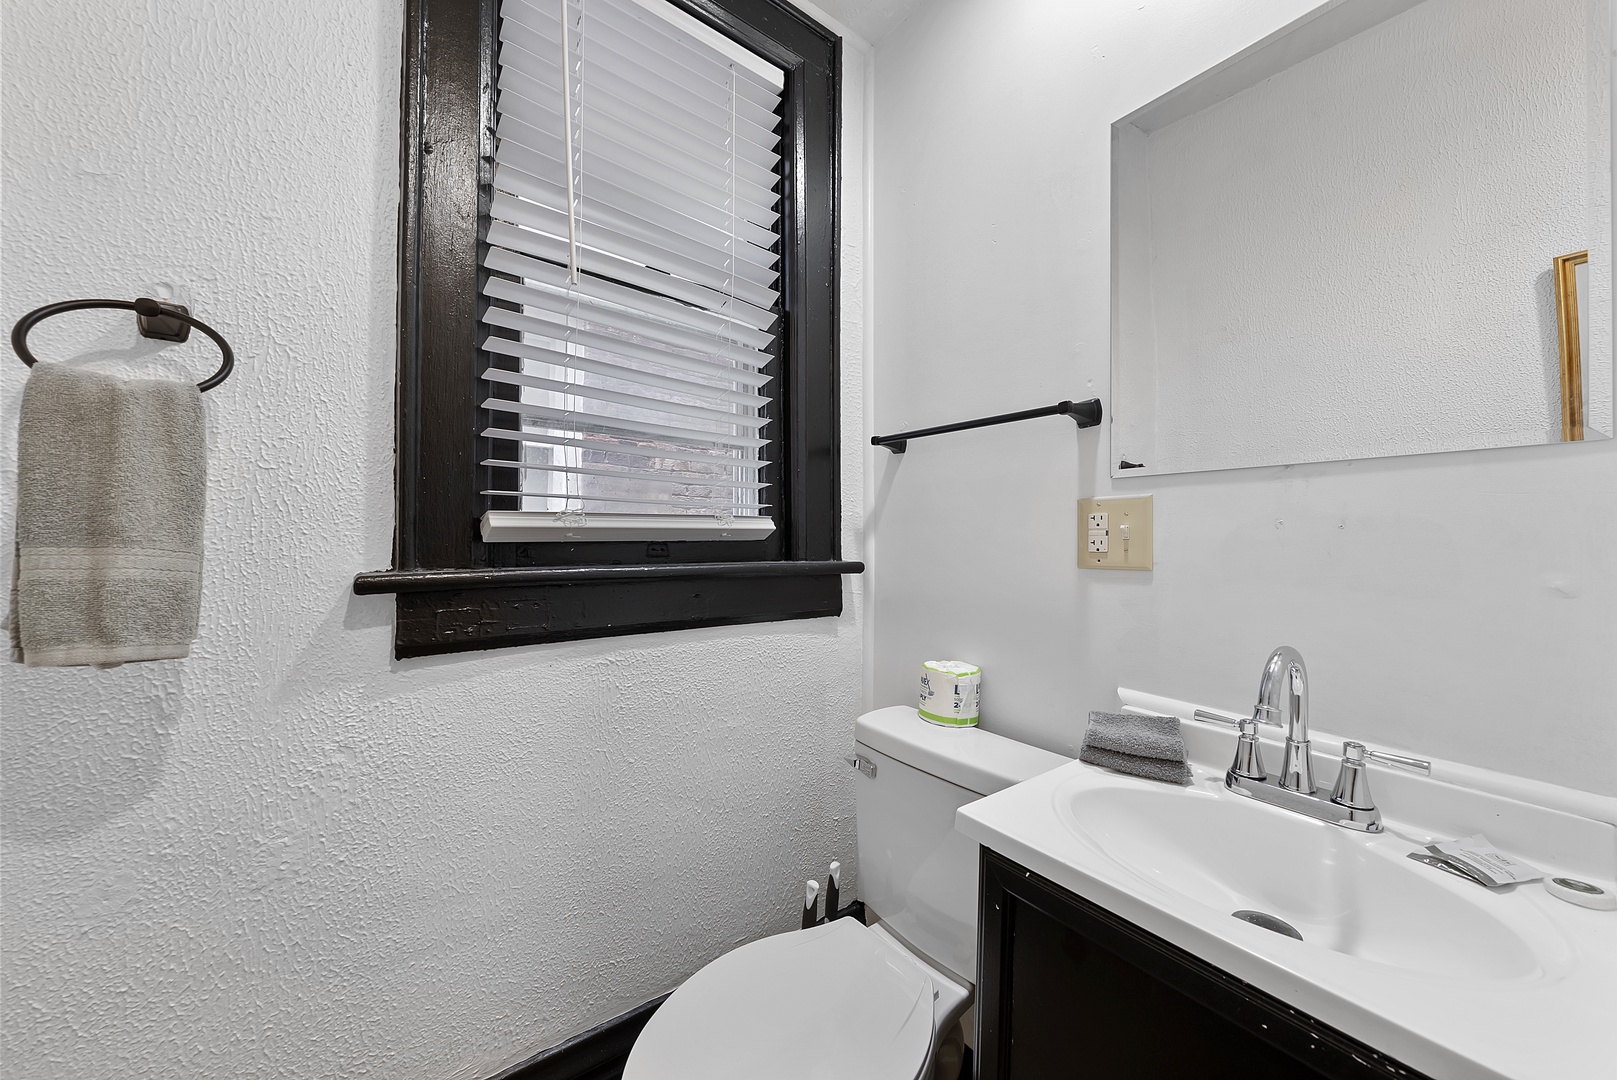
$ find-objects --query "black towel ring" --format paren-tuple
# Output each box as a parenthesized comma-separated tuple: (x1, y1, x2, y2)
(10, 298, 234, 392)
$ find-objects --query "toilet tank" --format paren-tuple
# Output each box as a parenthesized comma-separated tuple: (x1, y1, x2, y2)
(853, 706, 1070, 985)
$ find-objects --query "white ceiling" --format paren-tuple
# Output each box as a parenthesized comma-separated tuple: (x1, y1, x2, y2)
(809, 0, 933, 44)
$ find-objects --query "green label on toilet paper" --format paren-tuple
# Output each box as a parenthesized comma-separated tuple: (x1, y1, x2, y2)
(918, 707, 979, 726)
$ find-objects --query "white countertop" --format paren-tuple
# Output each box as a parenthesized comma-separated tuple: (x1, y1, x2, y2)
(956, 750, 1617, 1079)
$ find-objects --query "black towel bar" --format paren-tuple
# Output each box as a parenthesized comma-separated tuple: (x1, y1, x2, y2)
(11, 298, 234, 392)
(872, 398, 1102, 454)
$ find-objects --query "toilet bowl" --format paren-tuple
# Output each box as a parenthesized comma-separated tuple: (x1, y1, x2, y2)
(625, 917, 969, 1080)
(623, 707, 1071, 1080)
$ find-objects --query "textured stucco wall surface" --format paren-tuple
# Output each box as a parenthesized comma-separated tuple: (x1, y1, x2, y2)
(0, 2, 866, 1077)
(870, 0, 1617, 797)
(1114, 0, 1612, 474)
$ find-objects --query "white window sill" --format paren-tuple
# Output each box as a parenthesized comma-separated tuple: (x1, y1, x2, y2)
(480, 510, 777, 543)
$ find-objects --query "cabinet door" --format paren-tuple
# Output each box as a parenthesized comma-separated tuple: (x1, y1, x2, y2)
(975, 850, 1432, 1080)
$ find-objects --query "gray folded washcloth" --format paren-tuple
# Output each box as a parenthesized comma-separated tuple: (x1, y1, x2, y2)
(1084, 710, 1185, 760)
(1079, 744, 1192, 785)
(8, 364, 206, 667)
(1079, 711, 1190, 785)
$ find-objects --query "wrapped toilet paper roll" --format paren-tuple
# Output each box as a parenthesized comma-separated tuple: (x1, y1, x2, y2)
(918, 660, 981, 726)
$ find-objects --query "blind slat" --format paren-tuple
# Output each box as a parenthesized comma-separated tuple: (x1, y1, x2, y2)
(494, 134, 778, 242)
(482, 367, 769, 430)
(497, 52, 781, 164)
(494, 149, 776, 254)
(484, 274, 773, 360)
(484, 398, 769, 450)
(496, 112, 780, 227)
(482, 303, 770, 375)
(503, 0, 781, 128)
(493, 62, 781, 194)
(486, 221, 779, 328)
(488, 150, 778, 281)
(484, 427, 770, 471)
(579, 17, 781, 129)
(483, 330, 770, 398)
(485, 156, 776, 295)
(482, 336, 770, 406)
(497, 33, 782, 160)
(490, 188, 779, 303)
(486, 245, 775, 350)
(574, 0, 784, 106)
(484, 459, 768, 490)
(485, 490, 772, 511)
(495, 54, 781, 179)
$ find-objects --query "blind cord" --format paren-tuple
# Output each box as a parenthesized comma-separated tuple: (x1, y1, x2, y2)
(560, 0, 581, 506)
(559, 0, 579, 285)
(728, 65, 747, 515)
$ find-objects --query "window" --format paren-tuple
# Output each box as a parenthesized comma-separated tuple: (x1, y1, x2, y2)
(355, 0, 856, 658)
(481, 0, 783, 541)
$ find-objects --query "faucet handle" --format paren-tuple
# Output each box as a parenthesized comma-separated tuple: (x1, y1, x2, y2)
(1330, 741, 1376, 811)
(1228, 718, 1267, 781)
(1194, 707, 1280, 729)
(1364, 748, 1431, 775)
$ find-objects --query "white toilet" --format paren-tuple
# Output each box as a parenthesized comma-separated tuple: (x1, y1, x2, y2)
(623, 706, 1071, 1080)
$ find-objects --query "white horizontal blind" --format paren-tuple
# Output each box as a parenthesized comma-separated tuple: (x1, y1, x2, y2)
(481, 0, 786, 533)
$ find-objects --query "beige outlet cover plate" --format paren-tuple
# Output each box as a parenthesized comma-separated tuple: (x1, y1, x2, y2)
(1079, 495, 1153, 570)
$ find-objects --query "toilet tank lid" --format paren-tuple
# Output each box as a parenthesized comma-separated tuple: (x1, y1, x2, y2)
(855, 707, 1071, 796)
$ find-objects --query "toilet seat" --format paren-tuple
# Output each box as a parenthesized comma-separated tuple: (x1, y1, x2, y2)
(623, 918, 938, 1080)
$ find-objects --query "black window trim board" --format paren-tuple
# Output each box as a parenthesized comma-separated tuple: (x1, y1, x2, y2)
(354, 0, 861, 659)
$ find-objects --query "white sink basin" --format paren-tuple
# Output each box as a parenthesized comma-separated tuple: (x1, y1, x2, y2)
(956, 744, 1617, 1080)
(1055, 781, 1540, 981)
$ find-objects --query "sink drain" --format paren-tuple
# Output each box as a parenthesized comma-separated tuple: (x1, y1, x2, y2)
(1232, 910, 1303, 940)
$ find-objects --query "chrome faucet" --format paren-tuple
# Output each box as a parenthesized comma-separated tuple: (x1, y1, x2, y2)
(1254, 645, 1312, 793)
(1189, 647, 1434, 830)
(1221, 646, 1384, 832)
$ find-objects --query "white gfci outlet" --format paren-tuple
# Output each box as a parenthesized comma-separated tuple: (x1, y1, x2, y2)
(1078, 496, 1153, 570)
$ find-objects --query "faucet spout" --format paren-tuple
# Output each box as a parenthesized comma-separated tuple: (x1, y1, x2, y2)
(1254, 646, 1312, 793)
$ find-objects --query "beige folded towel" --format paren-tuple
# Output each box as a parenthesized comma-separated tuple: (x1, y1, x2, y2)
(8, 364, 206, 666)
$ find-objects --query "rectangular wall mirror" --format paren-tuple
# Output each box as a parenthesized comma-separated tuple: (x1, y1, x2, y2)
(1110, 0, 1612, 477)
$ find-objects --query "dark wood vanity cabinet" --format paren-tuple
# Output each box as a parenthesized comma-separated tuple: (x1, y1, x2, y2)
(974, 850, 1433, 1080)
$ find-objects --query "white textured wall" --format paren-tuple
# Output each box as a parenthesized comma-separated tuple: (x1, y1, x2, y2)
(0, 2, 867, 1077)
(1114, 0, 1613, 474)
(870, 0, 1617, 797)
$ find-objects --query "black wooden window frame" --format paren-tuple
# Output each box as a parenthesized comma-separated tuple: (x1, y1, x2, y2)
(355, 0, 861, 658)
